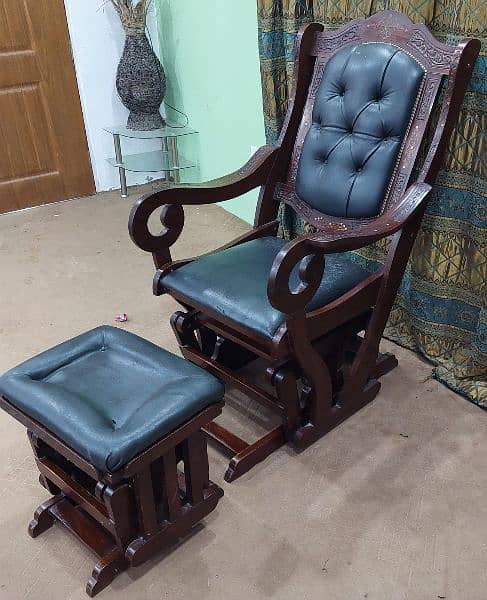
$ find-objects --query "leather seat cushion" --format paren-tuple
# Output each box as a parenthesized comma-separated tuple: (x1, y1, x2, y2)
(162, 236, 373, 340)
(0, 326, 224, 472)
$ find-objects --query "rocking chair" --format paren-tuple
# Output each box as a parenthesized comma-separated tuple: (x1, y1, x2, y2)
(129, 11, 479, 482)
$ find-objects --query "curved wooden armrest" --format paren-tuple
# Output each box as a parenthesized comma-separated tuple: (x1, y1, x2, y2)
(267, 182, 431, 314)
(128, 145, 279, 254)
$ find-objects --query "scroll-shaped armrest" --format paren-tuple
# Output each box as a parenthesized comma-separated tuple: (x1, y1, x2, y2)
(128, 145, 279, 254)
(267, 182, 431, 314)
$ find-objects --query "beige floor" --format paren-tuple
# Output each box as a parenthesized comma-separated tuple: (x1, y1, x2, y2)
(0, 188, 486, 600)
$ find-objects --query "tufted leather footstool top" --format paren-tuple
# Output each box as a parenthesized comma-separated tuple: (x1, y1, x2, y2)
(0, 326, 224, 472)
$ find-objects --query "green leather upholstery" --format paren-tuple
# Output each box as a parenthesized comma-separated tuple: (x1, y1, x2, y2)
(162, 236, 373, 340)
(0, 326, 224, 473)
(296, 43, 424, 218)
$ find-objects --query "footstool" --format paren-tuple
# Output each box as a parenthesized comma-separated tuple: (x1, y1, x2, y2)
(0, 326, 225, 596)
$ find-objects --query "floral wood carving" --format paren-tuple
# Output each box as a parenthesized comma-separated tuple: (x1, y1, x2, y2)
(409, 31, 453, 68)
(365, 19, 409, 40)
(417, 77, 441, 120)
(312, 26, 362, 56)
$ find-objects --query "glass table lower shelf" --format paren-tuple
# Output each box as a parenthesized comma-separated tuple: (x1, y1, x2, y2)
(105, 124, 198, 197)
(107, 150, 195, 173)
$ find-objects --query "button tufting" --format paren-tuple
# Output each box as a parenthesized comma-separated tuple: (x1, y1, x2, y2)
(295, 42, 425, 219)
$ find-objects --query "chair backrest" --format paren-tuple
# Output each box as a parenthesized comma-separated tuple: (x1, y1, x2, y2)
(267, 10, 479, 231)
(296, 43, 424, 218)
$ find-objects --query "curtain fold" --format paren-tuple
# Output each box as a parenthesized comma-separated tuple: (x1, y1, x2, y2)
(257, 0, 486, 407)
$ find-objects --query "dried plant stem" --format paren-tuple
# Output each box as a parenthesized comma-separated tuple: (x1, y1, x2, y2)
(111, 0, 152, 34)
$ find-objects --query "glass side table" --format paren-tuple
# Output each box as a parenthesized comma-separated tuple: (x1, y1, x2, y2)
(104, 124, 197, 197)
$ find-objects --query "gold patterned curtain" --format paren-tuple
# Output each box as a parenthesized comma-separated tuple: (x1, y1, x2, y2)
(257, 0, 487, 407)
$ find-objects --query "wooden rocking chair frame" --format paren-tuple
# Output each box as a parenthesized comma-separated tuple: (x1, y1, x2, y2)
(129, 11, 479, 482)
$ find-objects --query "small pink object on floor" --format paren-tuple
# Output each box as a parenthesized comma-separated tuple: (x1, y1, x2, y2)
(115, 313, 128, 323)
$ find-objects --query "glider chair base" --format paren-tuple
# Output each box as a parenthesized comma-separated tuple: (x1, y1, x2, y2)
(171, 309, 398, 482)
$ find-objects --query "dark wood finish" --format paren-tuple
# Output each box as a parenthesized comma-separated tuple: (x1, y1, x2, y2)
(204, 421, 248, 455)
(128, 11, 480, 481)
(125, 481, 223, 568)
(224, 427, 285, 484)
(0, 394, 224, 596)
(181, 432, 208, 504)
(28, 495, 63, 538)
(0, 0, 94, 213)
(35, 457, 113, 530)
(132, 467, 159, 536)
(160, 449, 182, 521)
(129, 146, 279, 269)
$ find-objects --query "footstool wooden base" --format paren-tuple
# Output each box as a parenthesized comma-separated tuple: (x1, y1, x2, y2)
(0, 327, 225, 596)
(3, 399, 224, 596)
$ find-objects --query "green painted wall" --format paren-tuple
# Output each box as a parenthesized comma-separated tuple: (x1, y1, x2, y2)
(156, 0, 266, 224)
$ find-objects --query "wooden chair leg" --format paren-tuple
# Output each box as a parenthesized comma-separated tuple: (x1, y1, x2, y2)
(224, 426, 285, 482)
(345, 335, 398, 380)
(28, 495, 63, 538)
(86, 549, 126, 598)
(98, 483, 136, 550)
(204, 420, 285, 483)
(270, 366, 301, 438)
(287, 313, 334, 446)
(342, 225, 418, 400)
(372, 352, 398, 379)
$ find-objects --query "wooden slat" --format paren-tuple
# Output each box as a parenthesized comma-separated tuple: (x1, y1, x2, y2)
(161, 449, 182, 522)
(35, 458, 112, 530)
(181, 432, 207, 505)
(120, 401, 223, 479)
(203, 421, 248, 455)
(49, 499, 117, 558)
(132, 467, 158, 535)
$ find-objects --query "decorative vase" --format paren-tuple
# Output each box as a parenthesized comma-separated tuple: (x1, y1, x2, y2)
(116, 32, 166, 130)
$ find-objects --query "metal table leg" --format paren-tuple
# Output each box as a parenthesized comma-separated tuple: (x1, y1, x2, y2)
(169, 137, 180, 184)
(161, 137, 169, 183)
(113, 134, 128, 197)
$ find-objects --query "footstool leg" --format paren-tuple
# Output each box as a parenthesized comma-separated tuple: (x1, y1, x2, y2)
(182, 431, 209, 504)
(86, 549, 126, 597)
(28, 495, 63, 538)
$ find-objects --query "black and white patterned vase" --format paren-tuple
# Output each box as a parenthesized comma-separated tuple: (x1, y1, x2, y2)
(116, 33, 166, 130)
